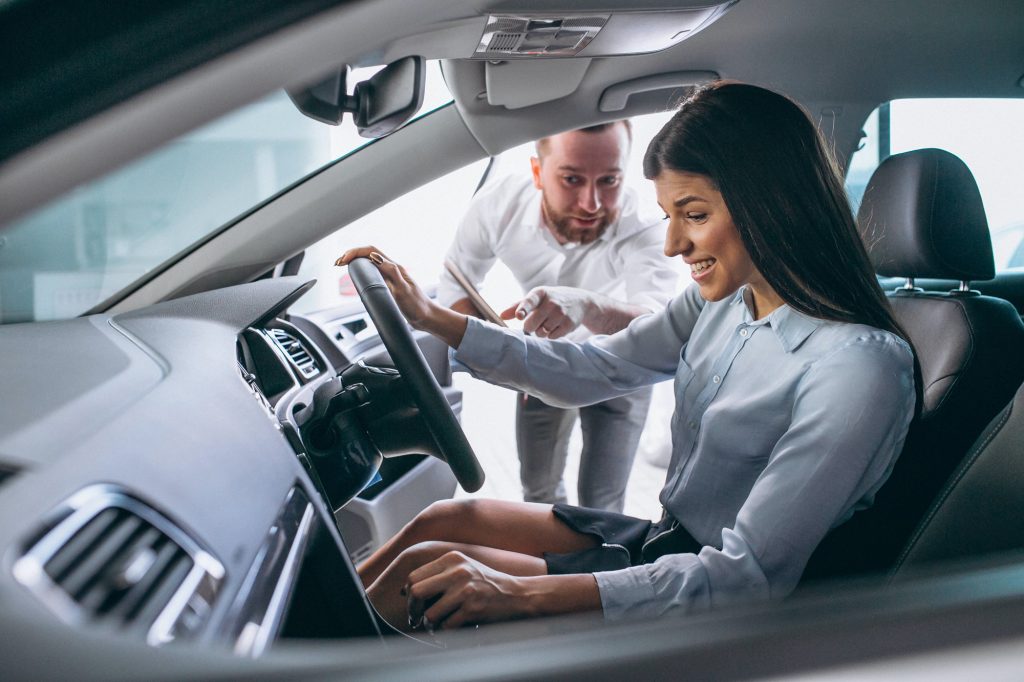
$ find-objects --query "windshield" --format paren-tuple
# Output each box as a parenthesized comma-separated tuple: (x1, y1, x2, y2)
(0, 62, 452, 325)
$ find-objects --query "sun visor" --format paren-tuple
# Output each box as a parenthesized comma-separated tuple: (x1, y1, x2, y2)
(485, 59, 592, 109)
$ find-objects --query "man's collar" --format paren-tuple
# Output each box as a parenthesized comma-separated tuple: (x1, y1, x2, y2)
(732, 287, 823, 352)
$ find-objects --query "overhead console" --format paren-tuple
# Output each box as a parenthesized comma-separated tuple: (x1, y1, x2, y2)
(472, 3, 734, 110)
(472, 3, 735, 60)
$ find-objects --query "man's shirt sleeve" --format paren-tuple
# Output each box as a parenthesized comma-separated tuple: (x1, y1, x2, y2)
(618, 219, 680, 313)
(436, 187, 502, 307)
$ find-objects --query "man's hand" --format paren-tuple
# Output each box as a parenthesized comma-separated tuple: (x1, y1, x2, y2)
(500, 286, 593, 339)
(500, 286, 651, 338)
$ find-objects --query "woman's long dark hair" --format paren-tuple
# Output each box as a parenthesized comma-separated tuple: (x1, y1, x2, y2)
(644, 82, 909, 343)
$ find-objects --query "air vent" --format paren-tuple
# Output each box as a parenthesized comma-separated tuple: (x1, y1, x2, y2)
(14, 486, 224, 646)
(269, 328, 320, 379)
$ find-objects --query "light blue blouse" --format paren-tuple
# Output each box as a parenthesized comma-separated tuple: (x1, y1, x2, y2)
(453, 284, 916, 621)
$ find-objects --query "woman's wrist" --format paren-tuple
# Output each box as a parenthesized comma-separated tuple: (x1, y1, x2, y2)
(416, 301, 469, 349)
(518, 574, 602, 618)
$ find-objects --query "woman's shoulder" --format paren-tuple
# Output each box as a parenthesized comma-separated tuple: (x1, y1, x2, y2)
(806, 319, 915, 373)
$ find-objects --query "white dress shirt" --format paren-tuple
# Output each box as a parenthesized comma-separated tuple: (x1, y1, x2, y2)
(436, 174, 679, 338)
(452, 284, 916, 620)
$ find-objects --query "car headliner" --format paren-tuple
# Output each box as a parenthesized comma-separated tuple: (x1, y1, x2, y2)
(2, 0, 1022, 230)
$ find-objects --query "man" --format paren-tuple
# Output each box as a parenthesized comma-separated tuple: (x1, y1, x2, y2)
(436, 121, 678, 512)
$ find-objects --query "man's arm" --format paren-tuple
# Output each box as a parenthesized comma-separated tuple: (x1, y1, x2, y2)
(436, 187, 503, 309)
(582, 291, 652, 334)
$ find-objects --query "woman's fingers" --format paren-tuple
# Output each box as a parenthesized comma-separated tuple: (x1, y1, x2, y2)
(334, 245, 390, 266)
(407, 551, 484, 630)
(414, 573, 466, 628)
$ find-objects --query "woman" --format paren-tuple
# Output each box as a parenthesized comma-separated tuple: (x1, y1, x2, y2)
(336, 82, 916, 631)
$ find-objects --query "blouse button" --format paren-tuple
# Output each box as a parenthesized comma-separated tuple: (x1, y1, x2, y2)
(712, 375, 721, 384)
(740, 328, 749, 337)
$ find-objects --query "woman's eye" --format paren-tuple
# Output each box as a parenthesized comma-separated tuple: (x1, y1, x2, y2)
(662, 213, 670, 220)
(687, 213, 708, 223)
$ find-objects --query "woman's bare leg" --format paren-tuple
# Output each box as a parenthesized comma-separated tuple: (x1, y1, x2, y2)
(367, 540, 549, 631)
(358, 499, 598, 587)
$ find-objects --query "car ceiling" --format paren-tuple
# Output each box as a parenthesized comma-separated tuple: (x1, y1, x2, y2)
(1, 0, 1021, 250)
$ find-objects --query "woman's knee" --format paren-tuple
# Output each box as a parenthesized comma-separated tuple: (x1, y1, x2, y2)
(394, 540, 458, 574)
(411, 498, 488, 537)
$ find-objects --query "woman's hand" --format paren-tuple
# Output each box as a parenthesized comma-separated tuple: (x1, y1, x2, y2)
(405, 551, 533, 630)
(404, 551, 603, 631)
(335, 246, 469, 348)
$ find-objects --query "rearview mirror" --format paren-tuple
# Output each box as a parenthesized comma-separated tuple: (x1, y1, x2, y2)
(286, 56, 425, 138)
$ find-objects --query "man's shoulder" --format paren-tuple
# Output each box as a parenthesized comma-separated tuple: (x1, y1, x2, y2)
(461, 174, 539, 240)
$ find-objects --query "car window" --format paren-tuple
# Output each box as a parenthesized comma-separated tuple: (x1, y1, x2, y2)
(0, 62, 453, 325)
(292, 157, 492, 314)
(845, 99, 1024, 271)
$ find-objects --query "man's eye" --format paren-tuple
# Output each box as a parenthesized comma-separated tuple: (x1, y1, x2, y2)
(600, 176, 621, 187)
(563, 176, 581, 185)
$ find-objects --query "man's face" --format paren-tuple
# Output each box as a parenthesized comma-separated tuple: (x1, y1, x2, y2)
(531, 125, 629, 245)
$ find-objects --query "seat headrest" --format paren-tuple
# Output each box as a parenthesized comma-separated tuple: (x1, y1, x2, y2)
(858, 148, 994, 281)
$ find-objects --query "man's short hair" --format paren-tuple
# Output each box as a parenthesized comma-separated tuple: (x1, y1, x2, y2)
(535, 120, 633, 158)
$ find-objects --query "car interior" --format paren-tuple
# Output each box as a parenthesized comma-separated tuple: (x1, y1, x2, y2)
(2, 0, 1024, 679)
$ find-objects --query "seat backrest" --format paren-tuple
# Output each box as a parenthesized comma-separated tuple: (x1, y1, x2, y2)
(892, 379, 1024, 575)
(801, 148, 1024, 582)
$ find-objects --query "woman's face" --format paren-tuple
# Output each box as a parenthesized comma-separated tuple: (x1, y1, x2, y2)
(656, 170, 780, 315)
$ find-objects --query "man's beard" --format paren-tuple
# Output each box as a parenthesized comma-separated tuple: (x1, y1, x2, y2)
(542, 196, 615, 245)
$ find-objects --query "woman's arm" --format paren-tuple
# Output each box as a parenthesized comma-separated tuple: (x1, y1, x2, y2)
(336, 247, 470, 347)
(595, 334, 916, 620)
(337, 247, 701, 407)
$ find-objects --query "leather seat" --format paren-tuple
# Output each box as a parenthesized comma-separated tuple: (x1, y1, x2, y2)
(801, 148, 1024, 582)
(892, 380, 1024, 575)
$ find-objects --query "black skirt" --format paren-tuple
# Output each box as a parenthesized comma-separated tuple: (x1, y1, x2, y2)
(545, 504, 704, 575)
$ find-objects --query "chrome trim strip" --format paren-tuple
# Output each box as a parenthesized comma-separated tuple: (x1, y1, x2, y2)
(228, 487, 315, 658)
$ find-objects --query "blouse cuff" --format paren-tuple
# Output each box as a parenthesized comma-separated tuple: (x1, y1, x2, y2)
(593, 565, 658, 621)
(453, 317, 512, 371)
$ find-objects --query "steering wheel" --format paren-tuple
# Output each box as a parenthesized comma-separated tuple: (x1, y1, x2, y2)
(347, 257, 485, 492)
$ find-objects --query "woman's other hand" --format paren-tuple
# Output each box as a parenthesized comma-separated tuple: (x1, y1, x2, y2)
(405, 551, 532, 630)
(405, 550, 602, 631)
(336, 246, 469, 348)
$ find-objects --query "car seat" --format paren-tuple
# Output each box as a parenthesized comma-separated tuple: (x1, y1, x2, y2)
(891, 377, 1024, 576)
(801, 148, 1024, 582)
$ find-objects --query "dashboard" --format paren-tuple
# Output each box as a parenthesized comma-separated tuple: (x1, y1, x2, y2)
(0, 277, 451, 654)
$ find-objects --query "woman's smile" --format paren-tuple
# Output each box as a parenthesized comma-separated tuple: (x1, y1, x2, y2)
(655, 169, 783, 319)
(688, 257, 717, 280)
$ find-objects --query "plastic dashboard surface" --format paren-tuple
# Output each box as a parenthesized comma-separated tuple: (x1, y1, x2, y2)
(0, 277, 380, 652)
